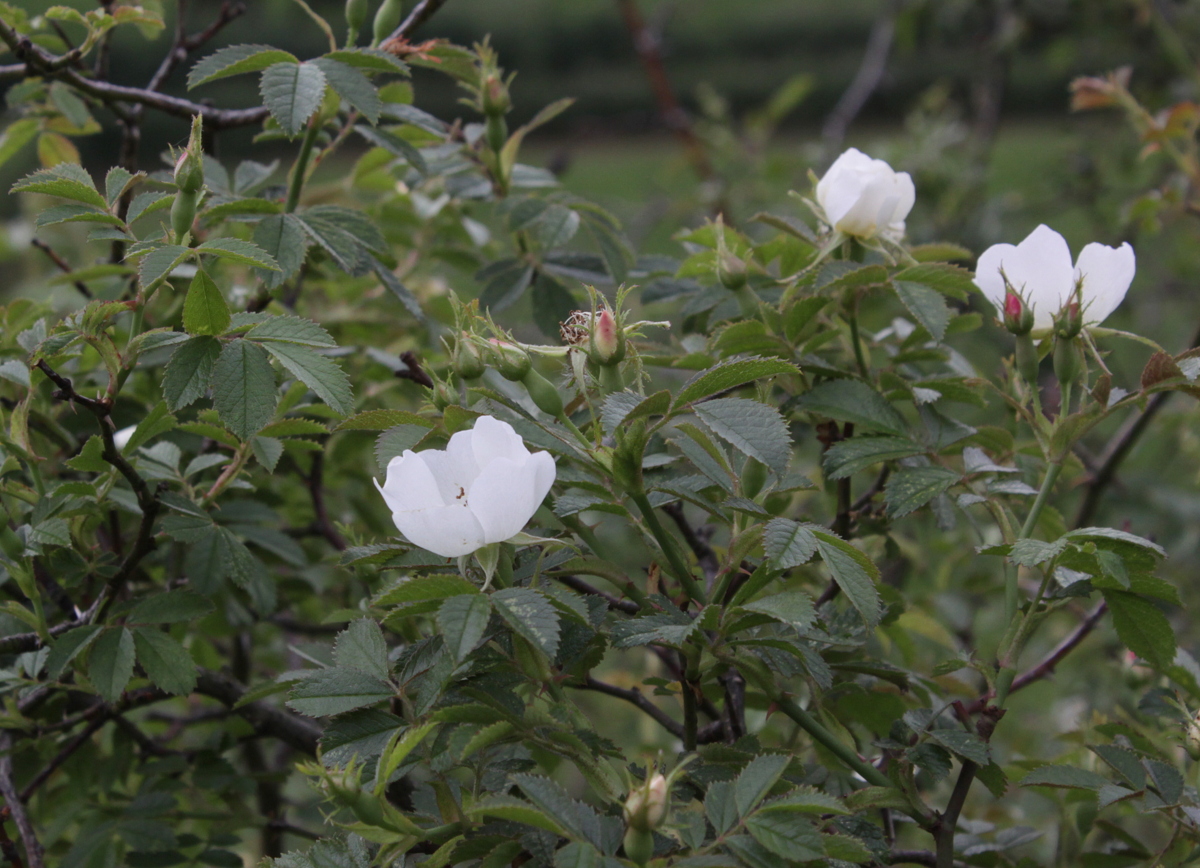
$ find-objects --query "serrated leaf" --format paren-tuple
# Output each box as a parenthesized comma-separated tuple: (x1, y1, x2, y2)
(211, 340, 278, 440)
(12, 163, 105, 208)
(741, 591, 815, 630)
(251, 435, 283, 471)
(813, 531, 881, 624)
(893, 263, 976, 297)
(744, 813, 823, 861)
(245, 316, 336, 347)
(470, 795, 567, 836)
(197, 237, 280, 271)
(1102, 589, 1176, 669)
(437, 595, 492, 664)
(182, 269, 231, 336)
(47, 624, 103, 679)
(884, 466, 961, 518)
(138, 244, 190, 289)
(374, 574, 478, 608)
(824, 436, 923, 480)
(735, 754, 789, 816)
(312, 58, 380, 124)
(1019, 765, 1109, 790)
(89, 627, 135, 703)
(795, 380, 907, 436)
(188, 44, 299, 87)
(493, 588, 560, 658)
(252, 213, 308, 287)
(261, 341, 352, 416)
(762, 518, 818, 569)
(894, 281, 952, 341)
(693, 397, 790, 478)
(334, 619, 390, 681)
(929, 729, 990, 765)
(287, 667, 394, 717)
(611, 613, 697, 648)
(674, 358, 800, 409)
(132, 627, 197, 695)
(163, 335, 221, 411)
(129, 590, 214, 624)
(260, 61, 327, 136)
(325, 48, 410, 75)
(760, 787, 849, 815)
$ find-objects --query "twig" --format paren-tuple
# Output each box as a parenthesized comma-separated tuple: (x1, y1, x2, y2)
(382, 0, 454, 45)
(574, 676, 682, 739)
(265, 819, 321, 841)
(18, 714, 109, 801)
(822, 0, 902, 153)
(307, 451, 347, 551)
(396, 351, 434, 389)
(614, 0, 716, 185)
(553, 574, 638, 615)
(0, 734, 44, 868)
(935, 761, 976, 868)
(889, 850, 968, 868)
(195, 670, 322, 755)
(30, 239, 92, 299)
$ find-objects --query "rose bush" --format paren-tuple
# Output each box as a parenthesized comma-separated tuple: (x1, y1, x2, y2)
(0, 4, 1198, 868)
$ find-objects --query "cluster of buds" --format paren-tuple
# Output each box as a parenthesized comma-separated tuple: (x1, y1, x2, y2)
(1052, 284, 1085, 398)
(171, 114, 205, 245)
(470, 40, 512, 154)
(1000, 284, 1040, 386)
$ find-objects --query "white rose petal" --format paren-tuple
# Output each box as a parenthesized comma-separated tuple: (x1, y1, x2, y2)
(973, 224, 1135, 331)
(816, 148, 915, 241)
(374, 415, 556, 558)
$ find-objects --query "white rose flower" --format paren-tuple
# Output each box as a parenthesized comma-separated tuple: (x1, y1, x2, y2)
(974, 224, 1136, 332)
(816, 147, 915, 241)
(374, 415, 556, 558)
(113, 425, 136, 451)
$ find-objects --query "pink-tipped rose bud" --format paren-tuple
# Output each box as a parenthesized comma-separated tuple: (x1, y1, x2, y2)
(588, 308, 626, 366)
(1002, 290, 1033, 336)
(1054, 297, 1083, 339)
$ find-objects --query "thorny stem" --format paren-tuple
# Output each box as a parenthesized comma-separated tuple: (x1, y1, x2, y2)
(629, 492, 707, 605)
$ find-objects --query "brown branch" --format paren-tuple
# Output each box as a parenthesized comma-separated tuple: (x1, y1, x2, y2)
(382, 0, 454, 45)
(30, 239, 91, 299)
(396, 351, 434, 389)
(934, 760, 976, 868)
(553, 574, 639, 614)
(0, 735, 43, 868)
(614, 0, 715, 184)
(822, 0, 901, 153)
(194, 670, 322, 756)
(574, 676, 682, 738)
(18, 714, 109, 801)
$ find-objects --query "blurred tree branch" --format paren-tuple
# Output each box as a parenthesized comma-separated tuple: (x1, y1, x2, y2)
(822, 0, 902, 156)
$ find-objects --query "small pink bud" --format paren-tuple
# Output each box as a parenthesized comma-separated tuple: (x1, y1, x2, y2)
(1002, 290, 1033, 336)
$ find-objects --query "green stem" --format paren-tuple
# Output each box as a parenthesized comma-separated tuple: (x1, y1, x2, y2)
(1018, 461, 1062, 541)
(630, 492, 707, 605)
(773, 693, 893, 790)
(559, 515, 651, 610)
(284, 118, 322, 214)
(848, 297, 869, 378)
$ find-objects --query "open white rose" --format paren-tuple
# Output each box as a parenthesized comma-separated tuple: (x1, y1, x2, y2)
(375, 415, 556, 558)
(974, 224, 1136, 332)
(816, 147, 915, 241)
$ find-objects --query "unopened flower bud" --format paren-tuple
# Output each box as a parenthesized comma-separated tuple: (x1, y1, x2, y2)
(452, 333, 486, 380)
(624, 773, 668, 832)
(173, 115, 205, 194)
(717, 252, 747, 291)
(1002, 290, 1033, 336)
(487, 339, 531, 381)
(521, 368, 563, 417)
(1014, 333, 1039, 385)
(428, 373, 455, 411)
(1054, 297, 1084, 340)
(588, 308, 626, 366)
(372, 0, 403, 45)
(1053, 335, 1082, 394)
(345, 0, 368, 43)
(482, 75, 510, 117)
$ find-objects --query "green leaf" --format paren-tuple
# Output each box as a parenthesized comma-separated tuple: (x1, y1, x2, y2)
(705, 781, 738, 835)
(245, 316, 336, 347)
(762, 518, 819, 569)
(1102, 589, 1176, 669)
(47, 624, 103, 679)
(884, 466, 961, 518)
(893, 263, 976, 298)
(252, 214, 308, 288)
(334, 619, 390, 681)
(530, 274, 577, 340)
(89, 627, 135, 703)
(1007, 538, 1068, 567)
(1019, 765, 1110, 790)
(735, 754, 790, 816)
(674, 358, 800, 410)
(824, 436, 923, 480)
(137, 244, 190, 289)
(335, 409, 433, 432)
(259, 61, 327, 136)
(129, 590, 214, 624)
(182, 269, 231, 336)
(0, 118, 38, 171)
(324, 48, 410, 75)
(287, 668, 394, 717)
(813, 531, 881, 624)
(104, 166, 139, 207)
(211, 340, 278, 440)
(132, 627, 197, 695)
(312, 58, 381, 124)
(35, 203, 124, 228)
(375, 573, 479, 608)
(693, 397, 791, 479)
(493, 588, 561, 658)
(373, 258, 425, 321)
(438, 595, 493, 664)
(470, 795, 567, 837)
(1065, 527, 1166, 558)
(12, 163, 105, 208)
(261, 341, 352, 416)
(741, 591, 815, 630)
(894, 281, 952, 341)
(929, 729, 990, 765)
(187, 44, 299, 87)
(795, 380, 907, 436)
(163, 335, 221, 411)
(759, 787, 850, 815)
(251, 435, 283, 471)
(197, 237, 280, 271)
(511, 773, 600, 847)
(611, 612, 697, 648)
(743, 813, 823, 861)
